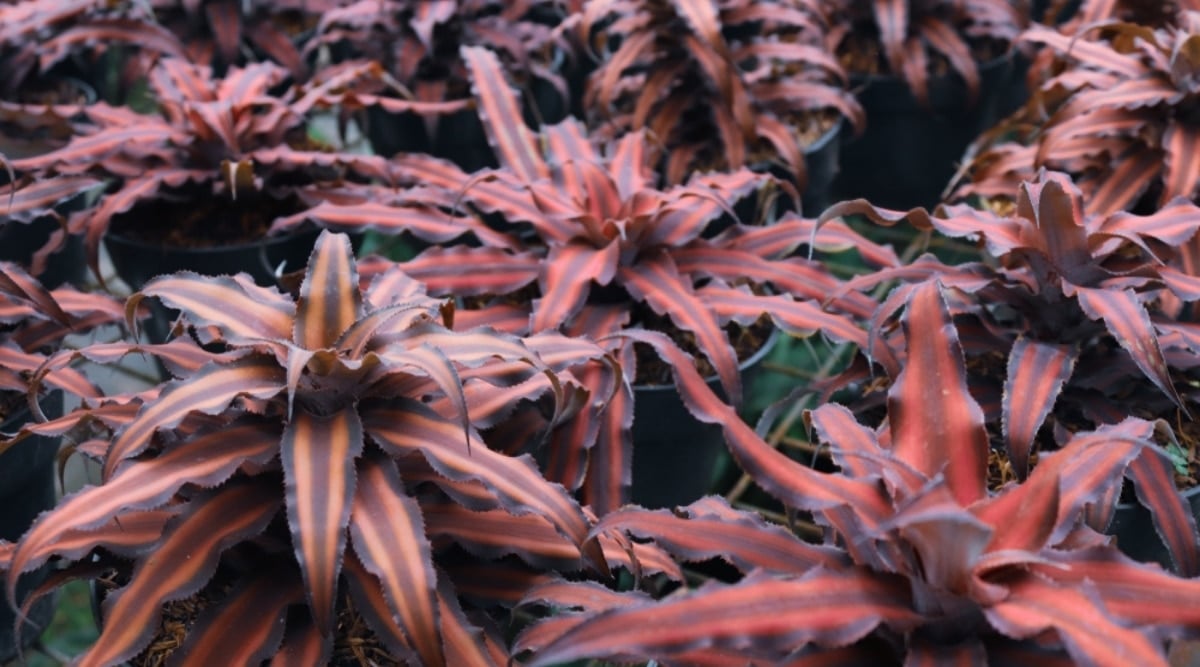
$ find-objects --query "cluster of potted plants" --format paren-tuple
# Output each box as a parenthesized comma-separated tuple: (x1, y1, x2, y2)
(3, 0, 1200, 665)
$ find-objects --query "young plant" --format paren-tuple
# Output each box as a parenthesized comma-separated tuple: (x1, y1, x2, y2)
(579, 0, 864, 186)
(821, 170, 1200, 570)
(0, 0, 180, 102)
(513, 280, 1200, 666)
(307, 0, 573, 155)
(960, 8, 1200, 215)
(8, 55, 397, 279)
(0, 230, 650, 665)
(276, 46, 894, 512)
(821, 0, 1026, 105)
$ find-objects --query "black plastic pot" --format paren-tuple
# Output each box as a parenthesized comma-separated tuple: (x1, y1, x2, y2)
(0, 218, 86, 289)
(0, 392, 64, 663)
(630, 329, 780, 509)
(831, 53, 1015, 210)
(1108, 485, 1200, 573)
(727, 116, 844, 232)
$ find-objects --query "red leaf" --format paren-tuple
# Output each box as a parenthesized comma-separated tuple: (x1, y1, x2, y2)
(525, 569, 918, 666)
(461, 46, 548, 183)
(281, 407, 363, 633)
(295, 230, 362, 350)
(983, 577, 1167, 667)
(888, 281, 989, 506)
(1002, 338, 1076, 480)
(81, 482, 279, 667)
(350, 453, 443, 665)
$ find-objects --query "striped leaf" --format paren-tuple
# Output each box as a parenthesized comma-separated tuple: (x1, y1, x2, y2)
(580, 377, 633, 515)
(170, 567, 301, 667)
(592, 500, 847, 574)
(0, 176, 101, 221)
(269, 613, 331, 667)
(281, 406, 363, 634)
(1002, 339, 1076, 480)
(341, 549, 418, 664)
(362, 399, 603, 569)
(295, 230, 361, 351)
(1073, 286, 1184, 412)
(1126, 447, 1200, 576)
(400, 246, 540, 297)
(132, 273, 295, 344)
(349, 452, 443, 666)
(8, 420, 279, 582)
(888, 281, 989, 506)
(525, 569, 919, 667)
(103, 356, 285, 480)
(983, 577, 1167, 667)
(619, 254, 741, 406)
(80, 481, 280, 667)
(461, 46, 548, 183)
(532, 240, 619, 334)
(1161, 121, 1200, 204)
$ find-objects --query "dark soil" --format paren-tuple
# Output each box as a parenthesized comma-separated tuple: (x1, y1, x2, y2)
(109, 192, 305, 249)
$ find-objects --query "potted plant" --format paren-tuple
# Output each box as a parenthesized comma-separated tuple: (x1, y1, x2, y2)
(0, 260, 123, 661)
(819, 170, 1200, 571)
(513, 279, 1200, 665)
(577, 0, 864, 214)
(822, 0, 1028, 208)
(8, 55, 395, 294)
(0, 230, 674, 665)
(307, 0, 575, 169)
(279, 46, 895, 513)
(958, 7, 1200, 217)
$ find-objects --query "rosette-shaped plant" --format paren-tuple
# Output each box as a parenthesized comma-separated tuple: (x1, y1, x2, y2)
(821, 0, 1026, 105)
(511, 280, 1200, 666)
(961, 8, 1200, 215)
(579, 0, 864, 186)
(306, 0, 572, 158)
(8, 55, 403, 278)
(277, 46, 893, 512)
(0, 231, 646, 665)
(819, 170, 1200, 569)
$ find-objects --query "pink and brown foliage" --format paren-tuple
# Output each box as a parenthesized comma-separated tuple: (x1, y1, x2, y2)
(820, 170, 1200, 570)
(277, 46, 893, 513)
(821, 0, 1026, 105)
(0, 231, 665, 665)
(578, 0, 864, 186)
(961, 8, 1200, 216)
(514, 279, 1200, 666)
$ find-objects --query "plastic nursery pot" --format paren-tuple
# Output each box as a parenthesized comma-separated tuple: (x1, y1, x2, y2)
(0, 392, 65, 663)
(630, 328, 781, 509)
(0, 217, 87, 289)
(831, 52, 1015, 211)
(1107, 485, 1200, 573)
(721, 116, 844, 236)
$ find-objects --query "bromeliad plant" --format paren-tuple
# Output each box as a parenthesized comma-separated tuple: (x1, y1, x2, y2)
(8, 55, 396, 279)
(821, 0, 1026, 105)
(959, 8, 1200, 216)
(512, 280, 1200, 666)
(818, 170, 1200, 569)
(0, 230, 652, 665)
(307, 0, 573, 158)
(577, 0, 864, 186)
(277, 45, 895, 512)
